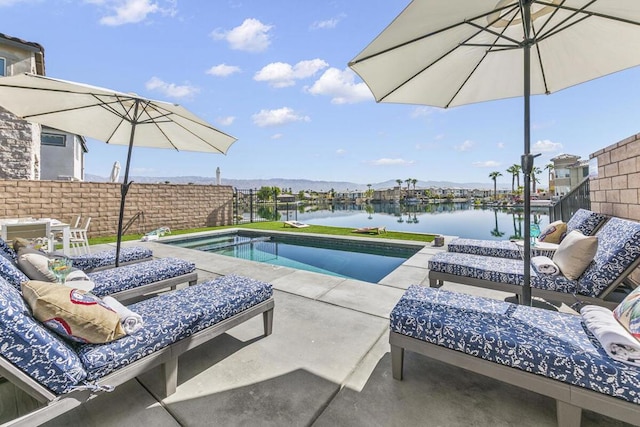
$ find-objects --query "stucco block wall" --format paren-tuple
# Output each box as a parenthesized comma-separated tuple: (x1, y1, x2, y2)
(590, 132, 640, 221)
(0, 180, 234, 237)
(590, 132, 640, 285)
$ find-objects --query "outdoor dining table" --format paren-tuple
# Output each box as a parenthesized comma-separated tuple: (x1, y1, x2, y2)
(0, 218, 71, 255)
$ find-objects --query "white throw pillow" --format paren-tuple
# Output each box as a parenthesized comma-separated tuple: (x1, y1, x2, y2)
(17, 251, 56, 282)
(552, 230, 598, 280)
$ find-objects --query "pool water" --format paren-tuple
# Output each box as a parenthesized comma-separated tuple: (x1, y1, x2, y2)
(165, 232, 420, 283)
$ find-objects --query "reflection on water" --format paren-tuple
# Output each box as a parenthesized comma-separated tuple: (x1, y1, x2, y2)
(291, 202, 549, 241)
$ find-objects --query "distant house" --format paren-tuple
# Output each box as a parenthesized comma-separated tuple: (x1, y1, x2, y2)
(550, 153, 589, 196)
(0, 33, 86, 181)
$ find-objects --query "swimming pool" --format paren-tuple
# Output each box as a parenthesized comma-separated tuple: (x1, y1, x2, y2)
(164, 231, 421, 283)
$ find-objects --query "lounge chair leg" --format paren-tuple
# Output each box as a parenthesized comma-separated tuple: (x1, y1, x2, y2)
(263, 308, 274, 336)
(430, 278, 442, 288)
(163, 357, 178, 396)
(556, 400, 581, 427)
(188, 279, 197, 286)
(391, 344, 404, 380)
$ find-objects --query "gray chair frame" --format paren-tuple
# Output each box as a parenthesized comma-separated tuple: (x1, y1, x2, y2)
(390, 331, 640, 427)
(0, 298, 274, 427)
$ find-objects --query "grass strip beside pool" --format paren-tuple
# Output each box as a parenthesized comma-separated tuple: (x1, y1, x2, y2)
(88, 222, 436, 245)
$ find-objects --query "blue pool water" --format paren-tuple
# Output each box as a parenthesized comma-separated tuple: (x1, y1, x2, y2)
(165, 232, 419, 283)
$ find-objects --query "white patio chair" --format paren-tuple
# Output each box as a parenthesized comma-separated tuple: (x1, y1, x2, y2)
(1, 221, 51, 251)
(69, 217, 91, 255)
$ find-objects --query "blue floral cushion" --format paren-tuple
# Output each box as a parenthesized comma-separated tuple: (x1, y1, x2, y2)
(75, 274, 273, 380)
(577, 217, 640, 298)
(0, 276, 87, 394)
(566, 209, 607, 236)
(429, 252, 529, 285)
(391, 285, 640, 404)
(70, 247, 153, 272)
(0, 252, 30, 289)
(86, 257, 195, 297)
(447, 239, 521, 260)
(0, 237, 17, 263)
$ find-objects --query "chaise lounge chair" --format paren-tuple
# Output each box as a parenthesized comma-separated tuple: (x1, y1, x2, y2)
(352, 226, 386, 235)
(428, 217, 640, 308)
(0, 274, 274, 426)
(0, 237, 153, 272)
(389, 285, 640, 426)
(447, 209, 607, 260)
(283, 220, 309, 228)
(0, 252, 197, 303)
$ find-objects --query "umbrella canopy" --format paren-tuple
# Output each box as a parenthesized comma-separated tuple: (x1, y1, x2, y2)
(0, 73, 237, 265)
(349, 0, 640, 305)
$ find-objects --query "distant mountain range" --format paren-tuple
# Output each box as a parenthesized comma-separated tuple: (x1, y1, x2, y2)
(84, 174, 509, 192)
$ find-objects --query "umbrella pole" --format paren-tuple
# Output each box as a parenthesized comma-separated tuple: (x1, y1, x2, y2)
(521, 0, 533, 306)
(115, 100, 140, 267)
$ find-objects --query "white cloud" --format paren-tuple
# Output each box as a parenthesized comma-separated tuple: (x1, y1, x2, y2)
(216, 116, 235, 126)
(473, 160, 501, 168)
(533, 139, 563, 153)
(497, 142, 505, 149)
(254, 59, 328, 88)
(145, 76, 199, 99)
(310, 14, 345, 30)
(0, 0, 30, 6)
(206, 64, 241, 77)
(306, 67, 373, 104)
(211, 18, 273, 53)
(271, 133, 283, 140)
(336, 149, 346, 155)
(96, 0, 175, 26)
(454, 140, 475, 152)
(369, 158, 415, 166)
(411, 106, 438, 118)
(252, 107, 310, 127)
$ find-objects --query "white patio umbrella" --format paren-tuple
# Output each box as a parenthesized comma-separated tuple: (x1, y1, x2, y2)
(349, 0, 640, 305)
(110, 161, 121, 183)
(0, 73, 237, 266)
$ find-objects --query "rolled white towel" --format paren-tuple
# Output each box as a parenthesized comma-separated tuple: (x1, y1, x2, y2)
(102, 296, 144, 335)
(531, 256, 560, 275)
(581, 305, 640, 367)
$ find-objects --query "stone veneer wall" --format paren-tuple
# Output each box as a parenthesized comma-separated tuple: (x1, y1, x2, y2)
(0, 107, 40, 180)
(590, 132, 640, 221)
(0, 180, 234, 238)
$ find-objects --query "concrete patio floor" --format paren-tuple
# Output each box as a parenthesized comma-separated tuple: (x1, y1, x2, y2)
(4, 232, 632, 426)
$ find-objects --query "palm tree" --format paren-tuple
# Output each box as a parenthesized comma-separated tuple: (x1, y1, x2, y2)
(489, 171, 502, 200)
(545, 163, 554, 194)
(405, 178, 411, 193)
(531, 166, 542, 194)
(506, 164, 521, 194)
(395, 179, 403, 188)
(411, 178, 418, 192)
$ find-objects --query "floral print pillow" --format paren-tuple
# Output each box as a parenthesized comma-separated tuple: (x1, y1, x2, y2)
(614, 286, 640, 341)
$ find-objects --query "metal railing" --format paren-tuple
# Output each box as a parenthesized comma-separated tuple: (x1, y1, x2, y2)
(233, 189, 299, 224)
(549, 178, 591, 222)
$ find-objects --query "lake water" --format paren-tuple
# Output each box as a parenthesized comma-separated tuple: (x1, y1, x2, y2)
(283, 203, 550, 241)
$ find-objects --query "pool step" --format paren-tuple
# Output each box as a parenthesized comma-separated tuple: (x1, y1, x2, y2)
(195, 236, 272, 252)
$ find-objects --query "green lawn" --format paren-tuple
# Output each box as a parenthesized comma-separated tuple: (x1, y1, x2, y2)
(88, 221, 436, 245)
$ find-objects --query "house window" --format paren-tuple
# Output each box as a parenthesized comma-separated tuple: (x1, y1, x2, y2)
(0, 57, 5, 77)
(41, 133, 66, 147)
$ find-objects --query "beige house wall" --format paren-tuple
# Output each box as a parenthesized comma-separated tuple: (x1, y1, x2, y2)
(590, 132, 640, 221)
(0, 180, 234, 238)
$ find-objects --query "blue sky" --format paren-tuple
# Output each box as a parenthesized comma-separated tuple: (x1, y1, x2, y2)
(2, 0, 640, 188)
